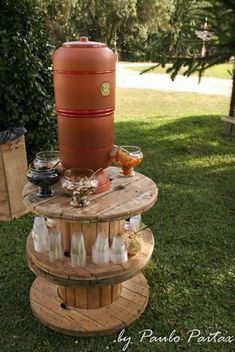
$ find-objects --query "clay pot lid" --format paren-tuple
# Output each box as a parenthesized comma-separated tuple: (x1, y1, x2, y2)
(62, 37, 107, 48)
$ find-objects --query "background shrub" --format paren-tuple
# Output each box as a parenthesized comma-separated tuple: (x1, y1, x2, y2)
(0, 0, 57, 159)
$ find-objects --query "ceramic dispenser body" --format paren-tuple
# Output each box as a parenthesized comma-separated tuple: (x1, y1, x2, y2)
(53, 37, 115, 172)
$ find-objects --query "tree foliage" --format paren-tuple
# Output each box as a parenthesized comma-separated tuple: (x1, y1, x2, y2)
(0, 0, 57, 158)
(37, 0, 173, 60)
(145, 0, 235, 78)
(144, 0, 235, 118)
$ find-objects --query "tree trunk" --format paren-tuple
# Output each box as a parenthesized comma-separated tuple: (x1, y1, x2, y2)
(229, 68, 235, 117)
(223, 67, 235, 136)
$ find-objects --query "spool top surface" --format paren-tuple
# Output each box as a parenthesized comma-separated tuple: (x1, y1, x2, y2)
(23, 167, 158, 222)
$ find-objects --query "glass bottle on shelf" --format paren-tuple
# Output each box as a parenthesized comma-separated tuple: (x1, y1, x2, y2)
(32, 216, 49, 252)
(110, 235, 128, 264)
(124, 218, 130, 231)
(48, 221, 64, 262)
(92, 233, 110, 265)
(129, 214, 141, 232)
(71, 232, 86, 268)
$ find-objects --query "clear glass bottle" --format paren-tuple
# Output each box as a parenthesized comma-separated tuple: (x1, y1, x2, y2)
(32, 216, 49, 252)
(110, 235, 128, 264)
(124, 219, 130, 231)
(49, 221, 64, 262)
(129, 214, 141, 232)
(71, 232, 86, 268)
(92, 233, 110, 265)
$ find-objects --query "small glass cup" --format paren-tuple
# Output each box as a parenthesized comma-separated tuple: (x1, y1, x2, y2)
(34, 151, 60, 170)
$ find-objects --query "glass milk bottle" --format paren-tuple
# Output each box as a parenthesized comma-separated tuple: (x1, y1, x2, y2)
(48, 221, 64, 262)
(110, 235, 128, 264)
(129, 214, 141, 232)
(71, 232, 86, 268)
(92, 233, 110, 265)
(32, 216, 49, 252)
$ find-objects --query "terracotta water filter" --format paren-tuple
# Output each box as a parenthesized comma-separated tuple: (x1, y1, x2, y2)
(53, 37, 115, 192)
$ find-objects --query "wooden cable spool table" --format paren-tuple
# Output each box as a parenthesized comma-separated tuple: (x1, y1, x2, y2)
(23, 166, 158, 336)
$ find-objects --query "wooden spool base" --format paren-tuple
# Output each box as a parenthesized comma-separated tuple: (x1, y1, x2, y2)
(30, 273, 149, 336)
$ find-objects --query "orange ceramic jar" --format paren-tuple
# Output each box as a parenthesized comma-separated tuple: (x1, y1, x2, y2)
(53, 37, 115, 172)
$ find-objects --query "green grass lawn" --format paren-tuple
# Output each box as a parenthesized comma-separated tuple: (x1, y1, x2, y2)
(127, 63, 234, 80)
(1, 89, 235, 352)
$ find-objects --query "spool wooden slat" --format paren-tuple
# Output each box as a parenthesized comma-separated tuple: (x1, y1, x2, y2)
(58, 286, 66, 301)
(87, 287, 101, 309)
(66, 287, 75, 306)
(109, 220, 120, 243)
(112, 283, 122, 301)
(76, 288, 87, 309)
(82, 222, 97, 255)
(57, 220, 71, 254)
(97, 222, 109, 236)
(100, 285, 112, 306)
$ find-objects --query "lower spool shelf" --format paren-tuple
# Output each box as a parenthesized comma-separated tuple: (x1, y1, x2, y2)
(30, 273, 149, 336)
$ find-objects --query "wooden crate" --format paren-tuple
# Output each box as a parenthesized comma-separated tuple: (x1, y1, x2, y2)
(0, 135, 28, 221)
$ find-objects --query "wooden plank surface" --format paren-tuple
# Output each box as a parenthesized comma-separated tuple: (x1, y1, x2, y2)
(31, 280, 104, 333)
(30, 274, 148, 336)
(23, 167, 158, 222)
(0, 136, 28, 220)
(79, 306, 123, 330)
(122, 280, 149, 297)
(0, 150, 11, 220)
(221, 116, 235, 124)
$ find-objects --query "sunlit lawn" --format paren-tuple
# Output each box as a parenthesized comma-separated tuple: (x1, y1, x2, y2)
(1, 88, 234, 352)
(127, 63, 234, 80)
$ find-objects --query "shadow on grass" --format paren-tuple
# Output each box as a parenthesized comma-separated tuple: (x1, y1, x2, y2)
(0, 114, 234, 352)
(115, 114, 235, 348)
